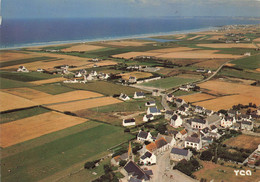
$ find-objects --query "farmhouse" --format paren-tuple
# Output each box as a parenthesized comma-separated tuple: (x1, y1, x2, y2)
(170, 114, 183, 128)
(195, 106, 205, 114)
(241, 120, 254, 131)
(179, 85, 190, 92)
(147, 107, 161, 116)
(221, 116, 236, 128)
(205, 109, 213, 116)
(128, 76, 137, 83)
(17, 66, 29, 72)
(121, 161, 151, 181)
(140, 151, 156, 165)
(165, 110, 174, 120)
(166, 94, 174, 102)
(191, 118, 207, 129)
(137, 130, 153, 142)
(119, 93, 130, 101)
(184, 136, 202, 151)
(156, 134, 176, 148)
(111, 153, 128, 166)
(123, 118, 136, 127)
(152, 89, 160, 96)
(170, 147, 192, 161)
(145, 101, 156, 107)
(134, 92, 146, 99)
(75, 72, 83, 78)
(176, 106, 189, 116)
(143, 114, 154, 122)
(175, 98, 185, 107)
(176, 129, 188, 140)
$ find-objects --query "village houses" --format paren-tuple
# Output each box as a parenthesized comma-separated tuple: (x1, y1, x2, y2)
(170, 147, 192, 161)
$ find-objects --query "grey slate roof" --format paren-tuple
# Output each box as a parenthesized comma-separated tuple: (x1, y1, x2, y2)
(241, 120, 253, 125)
(124, 118, 135, 123)
(124, 161, 150, 181)
(171, 147, 189, 156)
(185, 136, 200, 143)
(149, 107, 160, 113)
(192, 118, 206, 124)
(138, 131, 148, 139)
(171, 115, 178, 121)
(140, 151, 152, 160)
(166, 110, 174, 115)
(206, 114, 221, 124)
(210, 125, 217, 130)
(146, 114, 153, 119)
(136, 92, 145, 97)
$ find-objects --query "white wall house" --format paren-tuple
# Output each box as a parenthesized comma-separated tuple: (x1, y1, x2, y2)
(119, 93, 130, 101)
(170, 147, 192, 161)
(221, 116, 236, 128)
(133, 92, 145, 99)
(184, 136, 202, 151)
(170, 114, 183, 128)
(147, 107, 161, 116)
(137, 130, 153, 142)
(139, 151, 156, 165)
(143, 114, 154, 122)
(123, 118, 136, 126)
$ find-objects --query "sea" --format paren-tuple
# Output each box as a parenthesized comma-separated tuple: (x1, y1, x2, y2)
(0, 17, 259, 49)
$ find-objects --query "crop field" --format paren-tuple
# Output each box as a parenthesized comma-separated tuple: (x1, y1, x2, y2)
(194, 161, 260, 182)
(230, 54, 260, 70)
(0, 51, 35, 62)
(0, 91, 37, 112)
(140, 76, 200, 89)
(0, 111, 87, 148)
(197, 43, 257, 49)
(224, 134, 260, 150)
(0, 107, 50, 124)
(101, 40, 153, 47)
(180, 93, 216, 103)
(0, 71, 60, 82)
(147, 47, 196, 53)
(112, 51, 162, 59)
(32, 90, 103, 105)
(0, 78, 34, 89)
(63, 81, 146, 96)
(47, 97, 122, 112)
(0, 121, 133, 182)
(206, 35, 225, 40)
(120, 71, 153, 80)
(29, 77, 66, 85)
(2, 87, 51, 99)
(32, 84, 75, 95)
(61, 44, 105, 52)
(219, 68, 260, 81)
(193, 59, 229, 69)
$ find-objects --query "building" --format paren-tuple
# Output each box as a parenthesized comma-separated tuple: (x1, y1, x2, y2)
(176, 129, 188, 140)
(175, 98, 185, 107)
(206, 114, 221, 126)
(119, 93, 130, 101)
(143, 114, 154, 122)
(170, 114, 183, 128)
(191, 118, 207, 129)
(165, 110, 174, 120)
(147, 107, 161, 116)
(123, 118, 136, 126)
(221, 116, 236, 128)
(241, 120, 254, 131)
(111, 153, 128, 166)
(121, 161, 151, 181)
(185, 136, 202, 151)
(137, 131, 153, 142)
(179, 85, 190, 91)
(170, 148, 192, 161)
(129, 76, 137, 83)
(145, 101, 156, 107)
(139, 151, 156, 165)
(166, 94, 174, 102)
(134, 92, 146, 99)
(195, 106, 205, 114)
(17, 66, 29, 72)
(227, 109, 238, 117)
(152, 89, 160, 96)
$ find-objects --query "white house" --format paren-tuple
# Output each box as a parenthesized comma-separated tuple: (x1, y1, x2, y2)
(123, 118, 136, 127)
(119, 93, 130, 101)
(36, 68, 44, 72)
(86, 74, 95, 81)
(147, 107, 161, 116)
(195, 106, 205, 114)
(145, 101, 156, 107)
(185, 136, 202, 151)
(156, 134, 176, 148)
(128, 76, 137, 83)
(165, 110, 174, 120)
(179, 85, 190, 92)
(166, 94, 174, 102)
(170, 114, 183, 128)
(176, 129, 188, 140)
(134, 92, 145, 99)
(137, 130, 153, 142)
(140, 151, 156, 165)
(143, 114, 154, 122)
(75, 72, 83, 78)
(176, 106, 189, 116)
(175, 98, 186, 107)
(241, 120, 254, 131)
(191, 118, 207, 129)
(170, 147, 192, 161)
(17, 66, 29, 72)
(152, 89, 160, 96)
(221, 116, 236, 128)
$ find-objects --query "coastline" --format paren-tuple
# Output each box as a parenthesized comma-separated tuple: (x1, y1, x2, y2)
(0, 26, 218, 51)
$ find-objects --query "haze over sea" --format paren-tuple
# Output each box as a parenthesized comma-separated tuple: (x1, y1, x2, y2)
(0, 17, 259, 49)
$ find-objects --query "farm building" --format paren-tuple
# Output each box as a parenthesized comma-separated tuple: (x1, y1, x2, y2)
(152, 89, 160, 96)
(221, 116, 236, 128)
(166, 94, 174, 102)
(191, 118, 207, 129)
(147, 107, 161, 116)
(128, 76, 137, 83)
(17, 66, 29, 72)
(134, 92, 146, 99)
(121, 161, 151, 181)
(241, 120, 254, 131)
(119, 93, 130, 101)
(123, 118, 136, 127)
(143, 114, 154, 122)
(137, 130, 153, 142)
(165, 110, 174, 120)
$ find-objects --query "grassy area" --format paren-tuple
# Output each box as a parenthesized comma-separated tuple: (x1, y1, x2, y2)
(173, 90, 199, 97)
(0, 56, 57, 68)
(32, 83, 75, 95)
(0, 78, 34, 89)
(0, 71, 60, 82)
(1, 121, 133, 182)
(140, 76, 199, 89)
(218, 68, 260, 81)
(223, 134, 260, 150)
(63, 81, 146, 96)
(0, 107, 50, 124)
(231, 54, 260, 70)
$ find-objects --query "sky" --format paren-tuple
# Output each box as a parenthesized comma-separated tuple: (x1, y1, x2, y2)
(2, 0, 260, 19)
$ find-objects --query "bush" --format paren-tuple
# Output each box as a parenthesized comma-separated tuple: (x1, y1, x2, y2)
(119, 160, 127, 167)
(200, 150, 213, 161)
(124, 128, 130, 133)
(84, 161, 95, 169)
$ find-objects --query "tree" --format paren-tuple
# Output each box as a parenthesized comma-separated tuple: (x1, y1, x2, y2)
(200, 150, 213, 161)
(124, 128, 130, 133)
(156, 123, 167, 134)
(119, 160, 127, 167)
(84, 161, 95, 169)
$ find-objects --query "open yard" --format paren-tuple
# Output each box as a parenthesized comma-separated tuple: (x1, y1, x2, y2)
(179, 93, 216, 103)
(0, 91, 37, 112)
(0, 111, 87, 148)
(63, 81, 146, 96)
(0, 121, 133, 182)
(32, 90, 103, 105)
(47, 97, 122, 112)
(140, 75, 200, 89)
(224, 134, 260, 150)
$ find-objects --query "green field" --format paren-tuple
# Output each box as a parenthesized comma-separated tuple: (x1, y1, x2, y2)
(32, 83, 75, 95)
(0, 71, 60, 82)
(0, 78, 34, 89)
(0, 56, 57, 68)
(231, 54, 260, 70)
(63, 81, 146, 96)
(140, 76, 199, 89)
(219, 68, 260, 81)
(0, 107, 50, 124)
(1, 121, 133, 182)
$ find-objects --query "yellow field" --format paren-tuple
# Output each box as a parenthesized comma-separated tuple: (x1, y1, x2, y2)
(0, 51, 35, 62)
(194, 59, 229, 69)
(120, 71, 153, 80)
(0, 91, 37, 112)
(2, 87, 51, 99)
(253, 37, 260, 42)
(112, 52, 162, 59)
(147, 47, 196, 53)
(47, 97, 122, 112)
(180, 93, 216, 103)
(187, 35, 203, 40)
(29, 77, 67, 85)
(0, 111, 87, 148)
(101, 40, 153, 47)
(207, 35, 225, 40)
(224, 134, 260, 150)
(157, 50, 242, 59)
(62, 44, 104, 52)
(32, 90, 103, 105)
(197, 43, 257, 49)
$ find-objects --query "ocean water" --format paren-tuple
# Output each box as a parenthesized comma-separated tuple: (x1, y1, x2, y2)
(0, 17, 259, 49)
